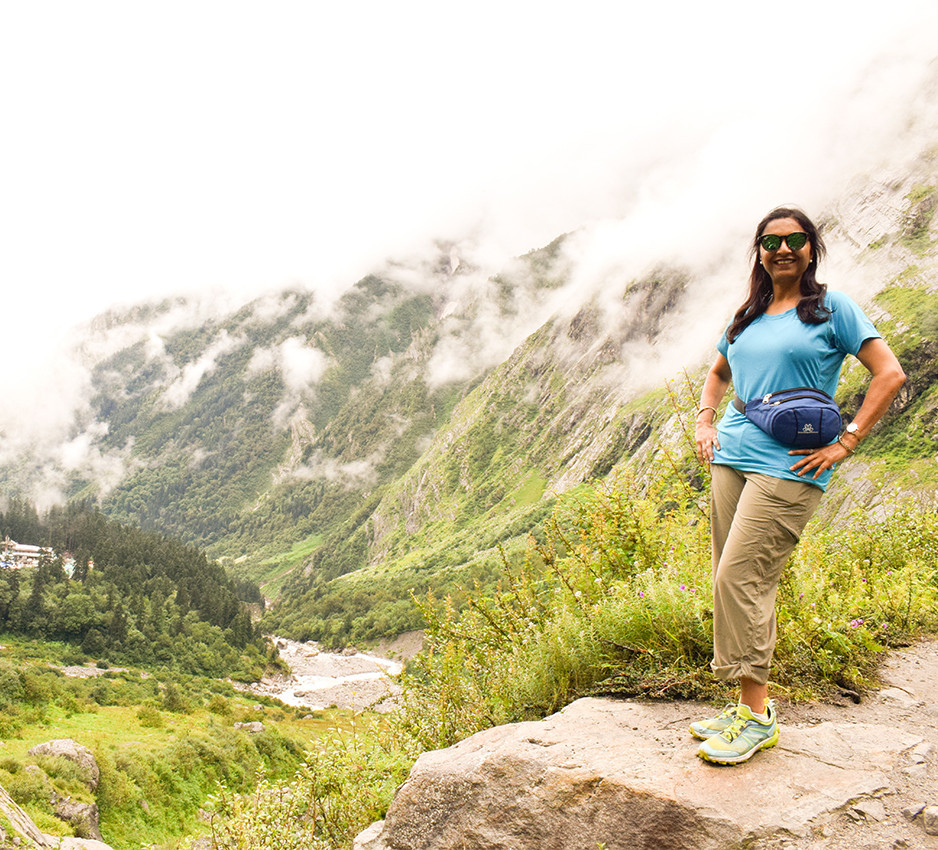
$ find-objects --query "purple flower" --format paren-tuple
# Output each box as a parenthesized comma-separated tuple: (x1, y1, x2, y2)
(679, 584, 687, 591)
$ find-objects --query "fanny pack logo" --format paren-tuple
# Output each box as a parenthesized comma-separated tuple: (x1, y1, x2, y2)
(800, 423, 817, 434)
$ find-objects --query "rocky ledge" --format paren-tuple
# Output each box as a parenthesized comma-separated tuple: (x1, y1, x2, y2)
(357, 640, 938, 849)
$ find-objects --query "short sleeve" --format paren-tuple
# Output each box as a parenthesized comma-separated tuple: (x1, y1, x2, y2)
(717, 329, 729, 357)
(827, 290, 880, 355)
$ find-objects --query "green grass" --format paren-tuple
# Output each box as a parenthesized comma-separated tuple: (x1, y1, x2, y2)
(508, 471, 547, 508)
(0, 643, 357, 849)
(257, 532, 325, 599)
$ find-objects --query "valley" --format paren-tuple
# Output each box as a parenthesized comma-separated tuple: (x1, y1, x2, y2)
(0, 66, 935, 850)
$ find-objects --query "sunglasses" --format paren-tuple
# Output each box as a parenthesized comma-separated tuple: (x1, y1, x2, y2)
(759, 232, 809, 252)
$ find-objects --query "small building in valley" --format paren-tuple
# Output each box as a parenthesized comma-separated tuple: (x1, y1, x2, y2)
(1, 537, 54, 568)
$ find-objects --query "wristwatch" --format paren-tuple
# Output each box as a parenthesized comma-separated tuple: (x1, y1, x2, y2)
(837, 422, 861, 455)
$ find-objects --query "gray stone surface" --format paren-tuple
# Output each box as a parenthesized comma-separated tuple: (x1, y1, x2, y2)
(28, 739, 100, 791)
(54, 798, 102, 841)
(371, 699, 911, 849)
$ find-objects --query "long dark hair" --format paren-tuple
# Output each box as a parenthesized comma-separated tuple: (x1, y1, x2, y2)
(726, 206, 829, 343)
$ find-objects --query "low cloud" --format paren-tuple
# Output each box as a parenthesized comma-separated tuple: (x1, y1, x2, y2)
(162, 330, 245, 410)
(286, 449, 382, 490)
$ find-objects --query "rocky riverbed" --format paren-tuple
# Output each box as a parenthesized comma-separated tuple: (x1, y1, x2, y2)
(239, 634, 422, 712)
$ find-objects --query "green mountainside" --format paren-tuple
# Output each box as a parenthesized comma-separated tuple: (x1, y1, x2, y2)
(2, 158, 937, 650)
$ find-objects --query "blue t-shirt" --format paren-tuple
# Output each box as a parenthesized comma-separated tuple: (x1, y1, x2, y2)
(712, 290, 880, 490)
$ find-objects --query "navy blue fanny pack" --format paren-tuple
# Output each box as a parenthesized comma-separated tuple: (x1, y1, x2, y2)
(733, 387, 842, 449)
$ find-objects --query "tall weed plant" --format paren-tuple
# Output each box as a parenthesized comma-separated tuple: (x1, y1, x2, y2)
(396, 466, 715, 750)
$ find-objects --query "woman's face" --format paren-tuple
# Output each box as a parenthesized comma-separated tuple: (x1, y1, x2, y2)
(759, 216, 813, 287)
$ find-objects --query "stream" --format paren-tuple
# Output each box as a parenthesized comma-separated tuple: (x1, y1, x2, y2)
(241, 637, 405, 712)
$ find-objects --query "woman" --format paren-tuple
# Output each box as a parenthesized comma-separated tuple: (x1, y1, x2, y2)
(692, 206, 905, 765)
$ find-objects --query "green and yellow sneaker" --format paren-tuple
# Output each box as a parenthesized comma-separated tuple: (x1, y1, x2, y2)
(696, 702, 779, 765)
(689, 703, 740, 740)
(689, 699, 776, 740)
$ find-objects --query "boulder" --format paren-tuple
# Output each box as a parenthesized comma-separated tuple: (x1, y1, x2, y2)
(28, 739, 100, 791)
(55, 838, 114, 849)
(234, 721, 265, 733)
(362, 697, 921, 850)
(54, 797, 103, 841)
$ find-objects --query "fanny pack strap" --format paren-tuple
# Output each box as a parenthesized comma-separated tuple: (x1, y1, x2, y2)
(733, 395, 746, 414)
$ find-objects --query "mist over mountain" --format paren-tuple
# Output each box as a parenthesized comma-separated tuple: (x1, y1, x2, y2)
(1, 57, 937, 645)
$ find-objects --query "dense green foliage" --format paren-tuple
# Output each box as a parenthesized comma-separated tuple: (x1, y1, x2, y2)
(190, 725, 413, 850)
(0, 501, 265, 679)
(0, 645, 317, 848)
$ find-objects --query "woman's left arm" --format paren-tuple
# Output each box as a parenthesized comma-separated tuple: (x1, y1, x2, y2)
(789, 338, 907, 478)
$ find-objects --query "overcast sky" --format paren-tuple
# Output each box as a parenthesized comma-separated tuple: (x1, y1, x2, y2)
(2, 0, 937, 349)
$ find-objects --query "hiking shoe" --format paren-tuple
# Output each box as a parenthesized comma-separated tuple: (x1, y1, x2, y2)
(689, 703, 740, 740)
(689, 699, 776, 740)
(696, 702, 779, 765)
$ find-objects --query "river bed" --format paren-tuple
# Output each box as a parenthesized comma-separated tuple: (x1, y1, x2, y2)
(239, 637, 406, 712)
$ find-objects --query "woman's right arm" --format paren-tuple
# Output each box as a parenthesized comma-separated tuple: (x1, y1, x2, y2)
(695, 354, 732, 465)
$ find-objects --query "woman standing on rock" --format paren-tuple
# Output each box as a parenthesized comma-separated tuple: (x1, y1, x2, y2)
(692, 206, 905, 765)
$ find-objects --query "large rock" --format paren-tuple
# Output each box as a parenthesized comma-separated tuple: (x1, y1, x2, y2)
(54, 797, 102, 841)
(28, 739, 100, 791)
(362, 697, 922, 850)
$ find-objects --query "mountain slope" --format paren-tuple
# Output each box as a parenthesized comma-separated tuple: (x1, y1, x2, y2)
(2, 119, 937, 649)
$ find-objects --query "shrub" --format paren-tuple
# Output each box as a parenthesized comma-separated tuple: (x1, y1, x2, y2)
(208, 695, 232, 716)
(137, 704, 164, 728)
(7, 767, 53, 812)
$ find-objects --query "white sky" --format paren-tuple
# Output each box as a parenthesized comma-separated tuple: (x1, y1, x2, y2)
(2, 0, 937, 348)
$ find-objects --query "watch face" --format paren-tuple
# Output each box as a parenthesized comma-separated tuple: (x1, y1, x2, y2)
(846, 423, 859, 434)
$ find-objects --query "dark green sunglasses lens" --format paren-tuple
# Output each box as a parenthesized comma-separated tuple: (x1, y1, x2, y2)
(759, 232, 808, 251)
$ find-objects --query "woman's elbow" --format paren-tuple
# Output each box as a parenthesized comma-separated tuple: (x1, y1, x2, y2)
(890, 363, 908, 390)
(879, 362, 907, 399)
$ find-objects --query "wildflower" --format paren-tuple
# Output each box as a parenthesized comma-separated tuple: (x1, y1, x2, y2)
(849, 618, 865, 628)
(679, 584, 687, 591)
(574, 591, 582, 599)
(638, 591, 645, 598)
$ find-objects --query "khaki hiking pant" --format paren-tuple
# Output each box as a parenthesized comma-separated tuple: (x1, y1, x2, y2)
(710, 464, 823, 685)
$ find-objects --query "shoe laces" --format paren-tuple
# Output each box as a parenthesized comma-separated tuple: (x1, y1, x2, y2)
(719, 715, 750, 742)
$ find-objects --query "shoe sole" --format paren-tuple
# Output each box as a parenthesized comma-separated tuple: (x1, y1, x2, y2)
(697, 728, 780, 765)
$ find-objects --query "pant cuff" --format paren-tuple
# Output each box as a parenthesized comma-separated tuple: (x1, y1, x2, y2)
(710, 660, 770, 685)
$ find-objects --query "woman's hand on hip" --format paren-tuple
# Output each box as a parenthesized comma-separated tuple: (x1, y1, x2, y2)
(788, 441, 852, 478)
(695, 422, 721, 465)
